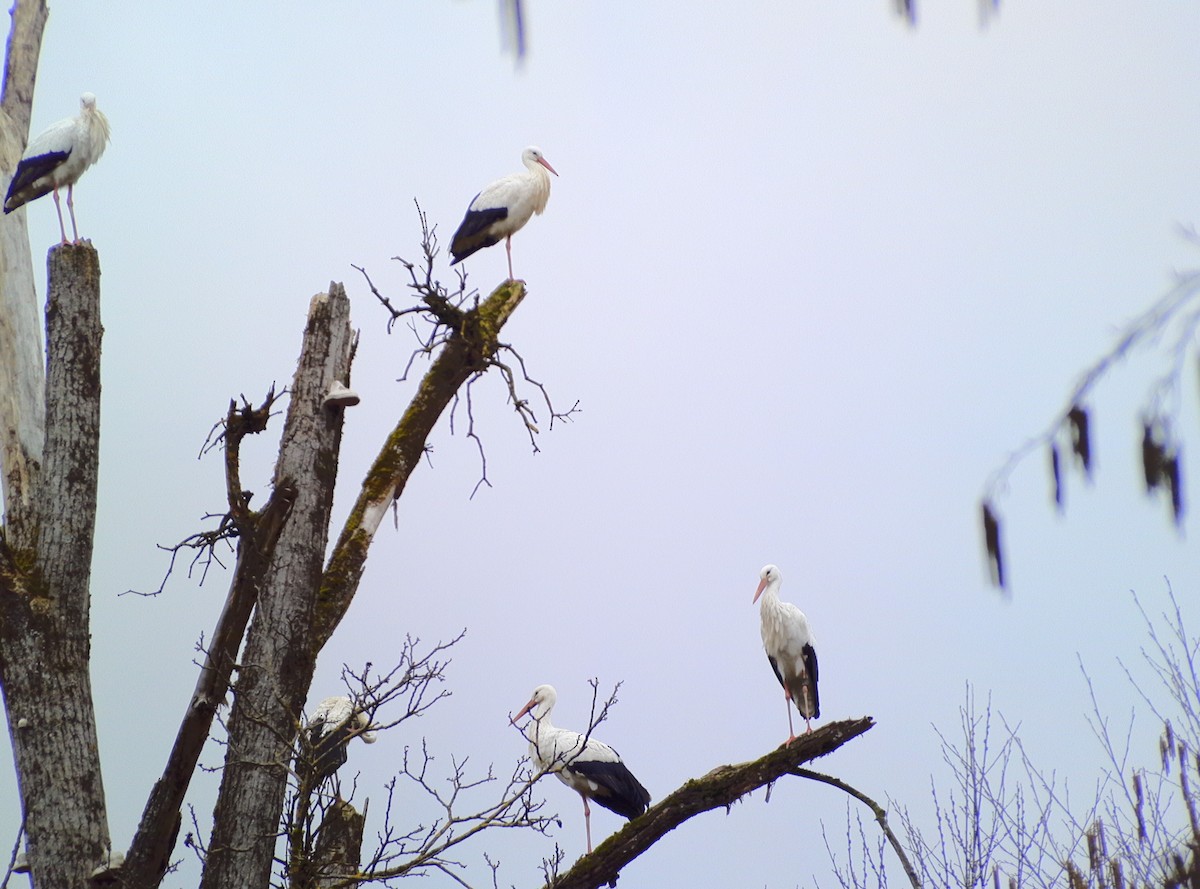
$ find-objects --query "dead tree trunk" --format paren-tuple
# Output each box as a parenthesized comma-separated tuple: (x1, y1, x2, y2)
(200, 279, 528, 888)
(0, 0, 48, 540)
(0, 245, 111, 887)
(200, 288, 356, 889)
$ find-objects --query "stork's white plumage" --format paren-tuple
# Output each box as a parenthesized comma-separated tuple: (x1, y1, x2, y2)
(511, 684, 650, 854)
(450, 146, 557, 281)
(302, 695, 377, 783)
(754, 564, 820, 742)
(4, 92, 110, 244)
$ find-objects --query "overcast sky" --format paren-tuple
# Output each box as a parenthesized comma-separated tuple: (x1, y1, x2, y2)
(3, 2, 1200, 886)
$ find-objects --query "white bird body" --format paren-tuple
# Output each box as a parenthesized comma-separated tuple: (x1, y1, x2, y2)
(754, 564, 820, 741)
(303, 695, 376, 783)
(512, 684, 650, 853)
(450, 146, 557, 280)
(4, 92, 110, 244)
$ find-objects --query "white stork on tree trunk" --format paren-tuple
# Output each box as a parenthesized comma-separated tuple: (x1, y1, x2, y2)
(753, 564, 820, 742)
(511, 684, 650, 854)
(450, 146, 557, 281)
(4, 92, 110, 245)
(302, 695, 377, 784)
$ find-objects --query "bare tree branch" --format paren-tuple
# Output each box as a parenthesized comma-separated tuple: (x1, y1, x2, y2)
(795, 768, 920, 889)
(981, 267, 1200, 588)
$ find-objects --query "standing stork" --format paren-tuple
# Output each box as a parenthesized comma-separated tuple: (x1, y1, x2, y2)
(753, 564, 820, 742)
(4, 92, 110, 245)
(511, 684, 650, 854)
(302, 695, 377, 784)
(450, 146, 557, 281)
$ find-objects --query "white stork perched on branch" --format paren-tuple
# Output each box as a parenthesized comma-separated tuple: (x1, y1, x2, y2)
(302, 695, 377, 784)
(754, 564, 820, 742)
(511, 684, 650, 854)
(4, 92, 110, 244)
(450, 146, 557, 281)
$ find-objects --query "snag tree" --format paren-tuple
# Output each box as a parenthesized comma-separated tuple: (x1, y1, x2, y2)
(0, 6, 877, 889)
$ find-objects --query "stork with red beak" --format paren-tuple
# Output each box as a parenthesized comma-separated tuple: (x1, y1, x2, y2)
(450, 146, 558, 281)
(753, 564, 820, 742)
(511, 684, 650, 853)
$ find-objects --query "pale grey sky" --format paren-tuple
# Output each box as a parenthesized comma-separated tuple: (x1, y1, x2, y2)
(3, 2, 1200, 886)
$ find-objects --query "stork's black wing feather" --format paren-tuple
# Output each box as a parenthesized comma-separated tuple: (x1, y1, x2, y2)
(449, 202, 509, 264)
(4, 150, 71, 212)
(767, 653, 785, 689)
(571, 759, 652, 820)
(801, 643, 820, 718)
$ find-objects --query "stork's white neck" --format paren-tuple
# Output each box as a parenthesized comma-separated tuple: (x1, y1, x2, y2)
(524, 163, 552, 216)
(758, 580, 794, 632)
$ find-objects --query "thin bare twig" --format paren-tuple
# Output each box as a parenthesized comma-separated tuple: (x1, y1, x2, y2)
(796, 768, 921, 888)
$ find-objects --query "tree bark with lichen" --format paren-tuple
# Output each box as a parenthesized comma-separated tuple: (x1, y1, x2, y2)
(0, 244, 113, 887)
(198, 279, 527, 889)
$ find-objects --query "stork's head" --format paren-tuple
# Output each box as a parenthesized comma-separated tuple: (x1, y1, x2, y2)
(754, 564, 781, 603)
(80, 92, 98, 111)
(522, 146, 559, 177)
(511, 683, 557, 725)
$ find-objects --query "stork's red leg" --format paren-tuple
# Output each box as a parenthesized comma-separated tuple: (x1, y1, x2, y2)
(505, 236, 514, 280)
(51, 188, 68, 245)
(580, 793, 593, 854)
(66, 183, 79, 243)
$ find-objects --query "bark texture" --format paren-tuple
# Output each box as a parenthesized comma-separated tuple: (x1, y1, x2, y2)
(200, 287, 355, 889)
(0, 244, 111, 888)
(304, 799, 365, 889)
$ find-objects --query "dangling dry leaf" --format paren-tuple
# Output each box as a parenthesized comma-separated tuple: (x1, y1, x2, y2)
(1164, 451, 1184, 526)
(981, 501, 1005, 589)
(1142, 423, 1165, 492)
(1050, 443, 1063, 510)
(1067, 405, 1091, 477)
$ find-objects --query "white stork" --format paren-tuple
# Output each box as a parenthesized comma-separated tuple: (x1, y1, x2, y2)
(4, 92, 110, 245)
(450, 146, 557, 281)
(511, 684, 650, 854)
(753, 564, 820, 742)
(302, 695, 377, 784)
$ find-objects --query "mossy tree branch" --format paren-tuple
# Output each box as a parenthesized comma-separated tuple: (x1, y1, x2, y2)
(311, 279, 526, 653)
(540, 717, 875, 889)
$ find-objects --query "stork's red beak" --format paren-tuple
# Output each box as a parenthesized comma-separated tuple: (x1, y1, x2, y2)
(753, 577, 768, 604)
(537, 156, 559, 177)
(510, 698, 536, 725)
